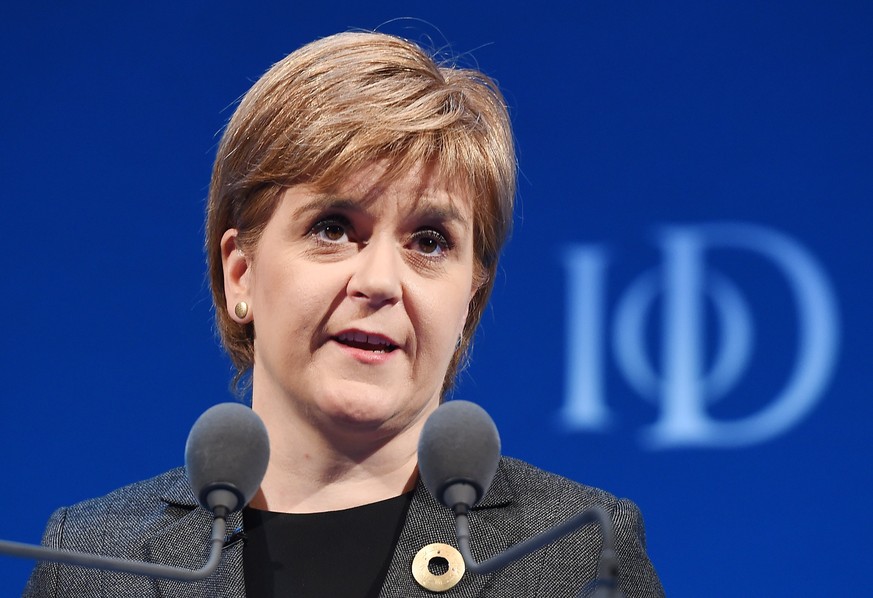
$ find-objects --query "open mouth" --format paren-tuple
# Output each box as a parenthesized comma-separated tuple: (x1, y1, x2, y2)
(334, 331, 399, 353)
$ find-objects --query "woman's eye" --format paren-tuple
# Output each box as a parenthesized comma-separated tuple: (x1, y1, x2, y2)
(411, 229, 449, 256)
(311, 219, 350, 243)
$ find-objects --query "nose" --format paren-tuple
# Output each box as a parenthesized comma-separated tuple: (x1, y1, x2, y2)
(347, 237, 402, 307)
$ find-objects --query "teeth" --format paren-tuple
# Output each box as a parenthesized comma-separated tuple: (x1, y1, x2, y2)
(337, 331, 394, 349)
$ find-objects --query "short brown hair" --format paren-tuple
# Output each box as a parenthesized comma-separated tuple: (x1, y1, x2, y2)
(206, 31, 516, 393)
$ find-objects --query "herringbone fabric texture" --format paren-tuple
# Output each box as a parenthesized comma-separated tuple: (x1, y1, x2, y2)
(24, 457, 664, 597)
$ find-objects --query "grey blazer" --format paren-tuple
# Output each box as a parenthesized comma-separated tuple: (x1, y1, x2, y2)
(24, 457, 664, 597)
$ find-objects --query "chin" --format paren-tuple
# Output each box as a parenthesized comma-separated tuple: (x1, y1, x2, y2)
(315, 387, 431, 435)
(317, 391, 399, 427)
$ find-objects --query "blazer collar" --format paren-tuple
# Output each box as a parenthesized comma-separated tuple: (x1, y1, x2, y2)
(158, 468, 200, 508)
(474, 457, 515, 510)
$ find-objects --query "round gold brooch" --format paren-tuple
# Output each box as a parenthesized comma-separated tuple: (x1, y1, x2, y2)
(411, 542, 465, 592)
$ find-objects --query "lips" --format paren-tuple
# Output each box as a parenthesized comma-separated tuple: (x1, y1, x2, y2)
(333, 330, 399, 353)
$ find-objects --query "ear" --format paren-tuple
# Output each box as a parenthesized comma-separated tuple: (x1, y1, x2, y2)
(470, 261, 489, 299)
(459, 270, 483, 337)
(221, 229, 253, 323)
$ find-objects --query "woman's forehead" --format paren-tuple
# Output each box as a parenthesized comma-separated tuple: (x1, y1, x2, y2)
(312, 161, 475, 219)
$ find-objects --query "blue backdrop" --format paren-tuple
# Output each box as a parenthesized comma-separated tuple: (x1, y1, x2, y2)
(2, 2, 871, 595)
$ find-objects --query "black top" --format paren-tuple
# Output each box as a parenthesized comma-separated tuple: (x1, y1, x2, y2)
(242, 492, 414, 598)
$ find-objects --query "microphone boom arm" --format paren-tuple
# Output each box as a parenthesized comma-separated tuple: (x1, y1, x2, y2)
(0, 507, 228, 582)
(453, 503, 616, 577)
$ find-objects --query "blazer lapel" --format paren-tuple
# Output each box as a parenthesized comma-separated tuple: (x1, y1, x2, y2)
(144, 474, 247, 598)
(380, 459, 516, 597)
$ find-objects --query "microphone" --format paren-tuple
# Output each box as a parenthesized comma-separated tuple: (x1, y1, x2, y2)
(1, 402, 270, 582)
(417, 400, 622, 598)
(417, 400, 501, 513)
(186, 401, 271, 516)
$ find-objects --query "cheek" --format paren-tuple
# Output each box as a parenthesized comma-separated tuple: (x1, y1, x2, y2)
(255, 256, 308, 304)
(252, 262, 320, 333)
(420, 284, 472, 343)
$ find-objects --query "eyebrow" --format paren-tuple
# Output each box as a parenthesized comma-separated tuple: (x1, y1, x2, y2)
(408, 201, 469, 227)
(291, 194, 470, 228)
(291, 196, 364, 220)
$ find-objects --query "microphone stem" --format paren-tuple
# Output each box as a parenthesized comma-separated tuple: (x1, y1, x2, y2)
(454, 504, 616, 576)
(0, 512, 228, 582)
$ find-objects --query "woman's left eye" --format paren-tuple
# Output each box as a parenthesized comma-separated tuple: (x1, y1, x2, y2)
(410, 229, 450, 256)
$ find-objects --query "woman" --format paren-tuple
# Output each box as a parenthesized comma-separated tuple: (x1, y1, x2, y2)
(25, 32, 664, 597)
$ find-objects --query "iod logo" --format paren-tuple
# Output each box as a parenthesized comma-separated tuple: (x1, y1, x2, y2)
(559, 223, 840, 449)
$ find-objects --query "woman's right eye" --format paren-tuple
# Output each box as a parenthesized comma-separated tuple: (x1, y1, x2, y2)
(310, 218, 350, 243)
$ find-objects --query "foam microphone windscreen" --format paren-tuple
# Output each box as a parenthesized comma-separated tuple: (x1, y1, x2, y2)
(418, 400, 501, 508)
(185, 402, 270, 513)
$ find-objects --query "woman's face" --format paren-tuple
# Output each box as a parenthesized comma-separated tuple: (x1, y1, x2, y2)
(223, 163, 477, 440)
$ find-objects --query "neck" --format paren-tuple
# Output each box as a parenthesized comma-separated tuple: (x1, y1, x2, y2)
(249, 394, 424, 514)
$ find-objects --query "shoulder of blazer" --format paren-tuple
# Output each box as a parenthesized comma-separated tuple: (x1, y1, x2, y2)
(494, 457, 665, 598)
(29, 467, 194, 554)
(24, 467, 247, 598)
